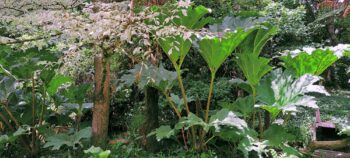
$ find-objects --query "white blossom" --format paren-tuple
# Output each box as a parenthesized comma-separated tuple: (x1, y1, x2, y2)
(178, 0, 191, 8)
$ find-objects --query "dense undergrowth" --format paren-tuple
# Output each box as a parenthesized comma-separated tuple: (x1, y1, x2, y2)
(1, 0, 350, 158)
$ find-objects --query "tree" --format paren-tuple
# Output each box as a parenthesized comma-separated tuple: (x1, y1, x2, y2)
(1, 0, 160, 147)
(92, 53, 111, 146)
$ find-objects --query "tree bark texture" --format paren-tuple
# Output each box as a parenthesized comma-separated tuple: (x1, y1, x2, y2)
(326, 16, 338, 46)
(141, 86, 160, 152)
(92, 54, 111, 146)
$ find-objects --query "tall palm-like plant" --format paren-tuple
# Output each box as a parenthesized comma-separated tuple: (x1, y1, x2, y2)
(197, 30, 253, 123)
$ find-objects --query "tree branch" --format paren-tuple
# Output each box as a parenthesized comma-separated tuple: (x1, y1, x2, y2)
(0, 32, 62, 45)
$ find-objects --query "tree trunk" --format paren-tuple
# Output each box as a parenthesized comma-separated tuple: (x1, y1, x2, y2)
(141, 86, 160, 152)
(326, 16, 338, 46)
(309, 138, 350, 151)
(92, 54, 111, 146)
(314, 149, 350, 158)
(264, 110, 270, 130)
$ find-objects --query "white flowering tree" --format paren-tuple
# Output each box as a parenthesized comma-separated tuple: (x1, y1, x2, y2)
(0, 0, 200, 149)
(0, 0, 171, 147)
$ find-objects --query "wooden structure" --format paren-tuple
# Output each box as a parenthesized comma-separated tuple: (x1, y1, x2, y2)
(311, 108, 336, 141)
(309, 108, 350, 152)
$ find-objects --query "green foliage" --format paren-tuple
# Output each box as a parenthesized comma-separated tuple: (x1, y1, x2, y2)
(256, 69, 329, 119)
(281, 47, 349, 77)
(173, 5, 212, 30)
(239, 23, 278, 56)
(208, 16, 265, 33)
(209, 109, 247, 131)
(0, 135, 10, 148)
(158, 5, 211, 70)
(84, 146, 111, 158)
(170, 93, 193, 112)
(159, 36, 192, 69)
(147, 125, 175, 141)
(232, 24, 276, 95)
(176, 112, 210, 132)
(119, 63, 177, 92)
(220, 96, 254, 118)
(0, 75, 16, 101)
(263, 124, 295, 147)
(150, 110, 248, 144)
(192, 0, 233, 18)
(234, 54, 272, 88)
(47, 75, 73, 96)
(198, 30, 251, 74)
(229, 78, 252, 93)
(185, 77, 236, 101)
(44, 127, 92, 150)
(0, 45, 58, 79)
(261, 1, 307, 37)
(63, 84, 91, 105)
(2, 1, 350, 157)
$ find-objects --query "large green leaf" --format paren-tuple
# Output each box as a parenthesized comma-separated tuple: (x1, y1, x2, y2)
(47, 75, 73, 96)
(238, 133, 268, 158)
(256, 69, 329, 119)
(220, 96, 254, 118)
(84, 146, 111, 158)
(44, 127, 92, 150)
(209, 109, 248, 131)
(40, 68, 56, 86)
(263, 124, 295, 147)
(158, 5, 211, 69)
(209, 16, 266, 32)
(173, 5, 211, 30)
(198, 30, 251, 74)
(240, 23, 278, 56)
(175, 112, 210, 132)
(169, 93, 194, 112)
(159, 36, 192, 68)
(119, 63, 177, 92)
(234, 53, 272, 87)
(280, 44, 350, 77)
(0, 45, 58, 79)
(147, 125, 175, 141)
(208, 16, 276, 57)
(281, 49, 337, 77)
(229, 78, 252, 94)
(256, 73, 276, 106)
(263, 125, 302, 157)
